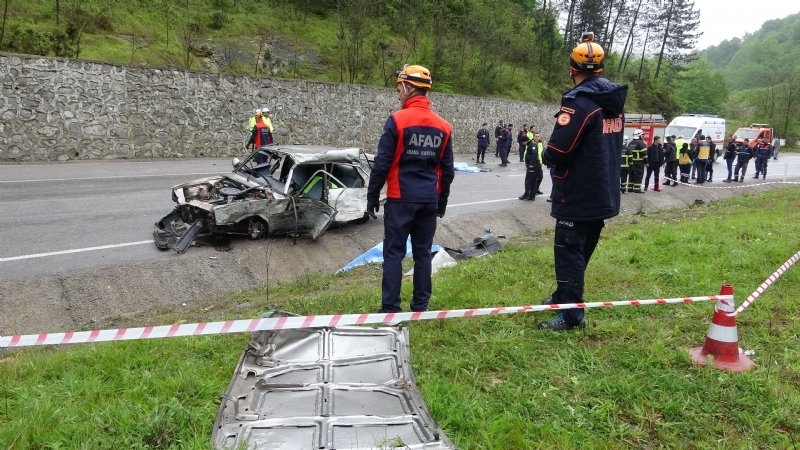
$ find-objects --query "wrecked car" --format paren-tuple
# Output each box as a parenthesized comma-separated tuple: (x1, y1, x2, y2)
(154, 145, 375, 252)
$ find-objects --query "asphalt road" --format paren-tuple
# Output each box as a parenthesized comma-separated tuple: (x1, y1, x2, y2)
(0, 155, 538, 278)
(2, 153, 799, 335)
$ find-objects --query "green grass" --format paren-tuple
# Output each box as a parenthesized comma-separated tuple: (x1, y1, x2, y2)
(2, 187, 800, 448)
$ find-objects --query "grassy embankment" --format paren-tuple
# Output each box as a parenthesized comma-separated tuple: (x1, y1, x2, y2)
(2, 186, 800, 448)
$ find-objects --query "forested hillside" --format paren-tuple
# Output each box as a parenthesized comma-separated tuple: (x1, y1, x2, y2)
(700, 13, 800, 139)
(0, 0, 797, 141)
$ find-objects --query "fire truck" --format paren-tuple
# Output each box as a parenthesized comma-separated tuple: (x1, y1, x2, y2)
(733, 123, 773, 148)
(623, 113, 667, 146)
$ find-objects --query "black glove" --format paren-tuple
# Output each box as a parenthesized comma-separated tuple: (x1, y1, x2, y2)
(437, 196, 448, 218)
(366, 198, 379, 219)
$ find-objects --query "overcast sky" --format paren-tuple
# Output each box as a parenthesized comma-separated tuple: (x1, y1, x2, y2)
(692, 0, 800, 50)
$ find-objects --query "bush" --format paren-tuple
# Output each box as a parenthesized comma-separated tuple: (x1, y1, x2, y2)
(1, 24, 51, 56)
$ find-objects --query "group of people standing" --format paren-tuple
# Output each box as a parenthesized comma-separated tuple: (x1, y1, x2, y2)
(475, 122, 546, 200)
(245, 107, 275, 150)
(722, 137, 774, 182)
(621, 132, 721, 191)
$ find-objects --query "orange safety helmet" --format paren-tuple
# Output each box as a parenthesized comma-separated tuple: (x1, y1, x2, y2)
(570, 41, 605, 73)
(395, 64, 432, 90)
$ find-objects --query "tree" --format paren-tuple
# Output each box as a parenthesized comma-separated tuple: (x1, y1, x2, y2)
(778, 70, 799, 140)
(653, 0, 700, 78)
(0, 0, 9, 47)
(674, 60, 728, 115)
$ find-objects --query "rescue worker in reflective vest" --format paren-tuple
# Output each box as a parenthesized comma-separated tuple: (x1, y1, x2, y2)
(694, 135, 711, 184)
(734, 138, 753, 181)
(620, 136, 632, 193)
(247, 115, 271, 163)
(754, 138, 772, 179)
(518, 136, 541, 200)
(628, 129, 647, 193)
(678, 142, 693, 183)
(539, 34, 628, 331)
(366, 64, 454, 314)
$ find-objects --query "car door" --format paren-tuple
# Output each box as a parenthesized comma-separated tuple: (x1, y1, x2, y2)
(326, 163, 368, 223)
(268, 163, 336, 240)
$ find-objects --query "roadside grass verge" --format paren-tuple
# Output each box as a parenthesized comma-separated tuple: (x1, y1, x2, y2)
(2, 186, 800, 448)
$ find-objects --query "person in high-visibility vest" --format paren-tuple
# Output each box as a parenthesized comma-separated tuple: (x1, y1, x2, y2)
(628, 129, 647, 193)
(694, 135, 712, 184)
(678, 142, 693, 183)
(620, 136, 632, 193)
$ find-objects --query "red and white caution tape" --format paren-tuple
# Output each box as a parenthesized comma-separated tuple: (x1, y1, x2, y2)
(0, 295, 726, 349)
(664, 176, 800, 190)
(730, 250, 800, 316)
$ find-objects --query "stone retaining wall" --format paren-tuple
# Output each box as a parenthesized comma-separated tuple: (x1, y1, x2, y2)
(0, 53, 558, 161)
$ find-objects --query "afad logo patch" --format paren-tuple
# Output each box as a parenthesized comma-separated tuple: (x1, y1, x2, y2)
(557, 112, 571, 126)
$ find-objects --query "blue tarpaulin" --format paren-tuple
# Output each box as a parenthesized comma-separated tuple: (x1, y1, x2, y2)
(454, 161, 481, 173)
(337, 238, 443, 273)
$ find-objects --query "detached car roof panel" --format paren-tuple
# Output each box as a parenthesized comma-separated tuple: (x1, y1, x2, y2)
(212, 324, 455, 450)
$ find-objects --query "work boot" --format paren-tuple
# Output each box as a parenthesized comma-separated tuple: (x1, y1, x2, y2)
(733, 176, 738, 182)
(538, 316, 585, 332)
(723, 178, 731, 183)
(518, 194, 530, 200)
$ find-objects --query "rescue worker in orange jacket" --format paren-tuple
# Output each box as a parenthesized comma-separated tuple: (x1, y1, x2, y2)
(366, 65, 455, 314)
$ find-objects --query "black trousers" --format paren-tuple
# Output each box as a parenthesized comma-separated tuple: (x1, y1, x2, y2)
(645, 164, 661, 189)
(533, 165, 543, 193)
(518, 144, 525, 161)
(381, 201, 438, 313)
(754, 157, 768, 177)
(620, 167, 630, 192)
(735, 160, 749, 179)
(664, 161, 677, 184)
(524, 165, 542, 196)
(695, 159, 708, 183)
(476, 145, 487, 163)
(679, 163, 691, 182)
(629, 162, 645, 191)
(551, 220, 604, 326)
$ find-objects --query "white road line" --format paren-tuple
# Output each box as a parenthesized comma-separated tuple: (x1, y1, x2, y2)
(0, 240, 154, 262)
(450, 197, 519, 207)
(0, 172, 219, 183)
(2, 198, 523, 262)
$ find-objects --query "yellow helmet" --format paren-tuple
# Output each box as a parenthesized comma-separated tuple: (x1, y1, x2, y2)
(395, 64, 432, 90)
(570, 41, 605, 73)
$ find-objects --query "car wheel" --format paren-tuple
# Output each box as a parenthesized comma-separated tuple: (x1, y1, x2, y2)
(248, 218, 267, 240)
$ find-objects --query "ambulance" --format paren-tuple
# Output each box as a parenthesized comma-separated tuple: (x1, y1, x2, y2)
(664, 114, 726, 160)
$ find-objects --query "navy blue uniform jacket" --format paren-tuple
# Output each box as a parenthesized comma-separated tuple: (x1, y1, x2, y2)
(367, 95, 454, 203)
(542, 76, 628, 221)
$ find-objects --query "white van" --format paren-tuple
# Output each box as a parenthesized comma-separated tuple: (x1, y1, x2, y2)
(665, 114, 726, 160)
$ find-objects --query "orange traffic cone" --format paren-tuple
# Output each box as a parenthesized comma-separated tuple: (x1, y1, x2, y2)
(689, 284, 755, 372)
